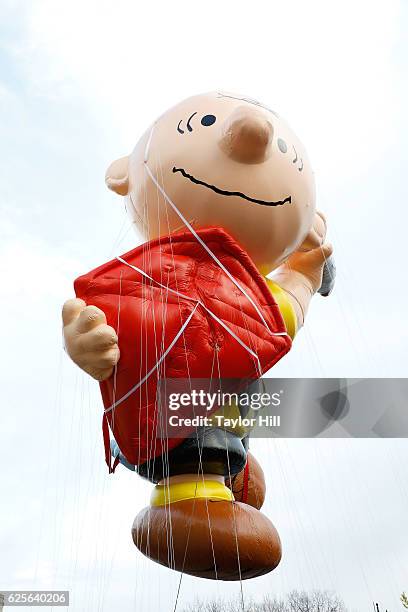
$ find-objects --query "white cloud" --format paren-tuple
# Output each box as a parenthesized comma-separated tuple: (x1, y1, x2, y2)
(18, 0, 404, 178)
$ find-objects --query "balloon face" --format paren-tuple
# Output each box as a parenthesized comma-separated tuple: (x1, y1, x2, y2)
(120, 92, 316, 273)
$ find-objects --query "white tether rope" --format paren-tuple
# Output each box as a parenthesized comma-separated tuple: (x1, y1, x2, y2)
(104, 256, 265, 413)
(105, 124, 288, 414)
(143, 123, 289, 339)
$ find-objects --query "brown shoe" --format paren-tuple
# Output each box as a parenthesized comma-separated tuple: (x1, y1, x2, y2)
(226, 452, 266, 510)
(132, 488, 281, 580)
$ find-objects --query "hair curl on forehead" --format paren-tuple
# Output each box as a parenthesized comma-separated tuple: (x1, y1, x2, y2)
(216, 92, 279, 117)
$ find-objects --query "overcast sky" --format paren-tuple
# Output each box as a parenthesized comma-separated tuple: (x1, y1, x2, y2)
(1, 1, 407, 611)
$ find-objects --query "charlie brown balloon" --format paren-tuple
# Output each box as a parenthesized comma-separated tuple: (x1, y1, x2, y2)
(62, 91, 334, 581)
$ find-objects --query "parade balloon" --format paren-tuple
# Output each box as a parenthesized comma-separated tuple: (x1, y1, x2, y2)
(63, 91, 334, 581)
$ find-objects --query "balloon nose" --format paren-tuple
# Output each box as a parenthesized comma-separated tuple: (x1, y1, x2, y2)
(219, 106, 274, 164)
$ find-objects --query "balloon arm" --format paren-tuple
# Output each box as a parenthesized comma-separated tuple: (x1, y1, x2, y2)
(269, 269, 313, 329)
(270, 252, 335, 329)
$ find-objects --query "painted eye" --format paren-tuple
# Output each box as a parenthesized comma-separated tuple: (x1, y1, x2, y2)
(201, 114, 216, 127)
(277, 138, 287, 153)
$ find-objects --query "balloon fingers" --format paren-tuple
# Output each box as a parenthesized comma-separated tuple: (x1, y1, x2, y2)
(76, 305, 107, 333)
(62, 298, 86, 326)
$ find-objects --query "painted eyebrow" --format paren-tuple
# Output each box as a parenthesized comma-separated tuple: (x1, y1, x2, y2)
(216, 92, 279, 117)
(186, 111, 197, 132)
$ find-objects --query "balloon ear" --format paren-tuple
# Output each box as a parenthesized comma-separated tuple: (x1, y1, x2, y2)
(105, 156, 129, 195)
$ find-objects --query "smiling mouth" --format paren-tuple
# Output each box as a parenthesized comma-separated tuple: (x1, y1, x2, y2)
(172, 166, 292, 207)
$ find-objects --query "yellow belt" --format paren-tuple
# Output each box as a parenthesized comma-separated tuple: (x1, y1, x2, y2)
(150, 480, 234, 507)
